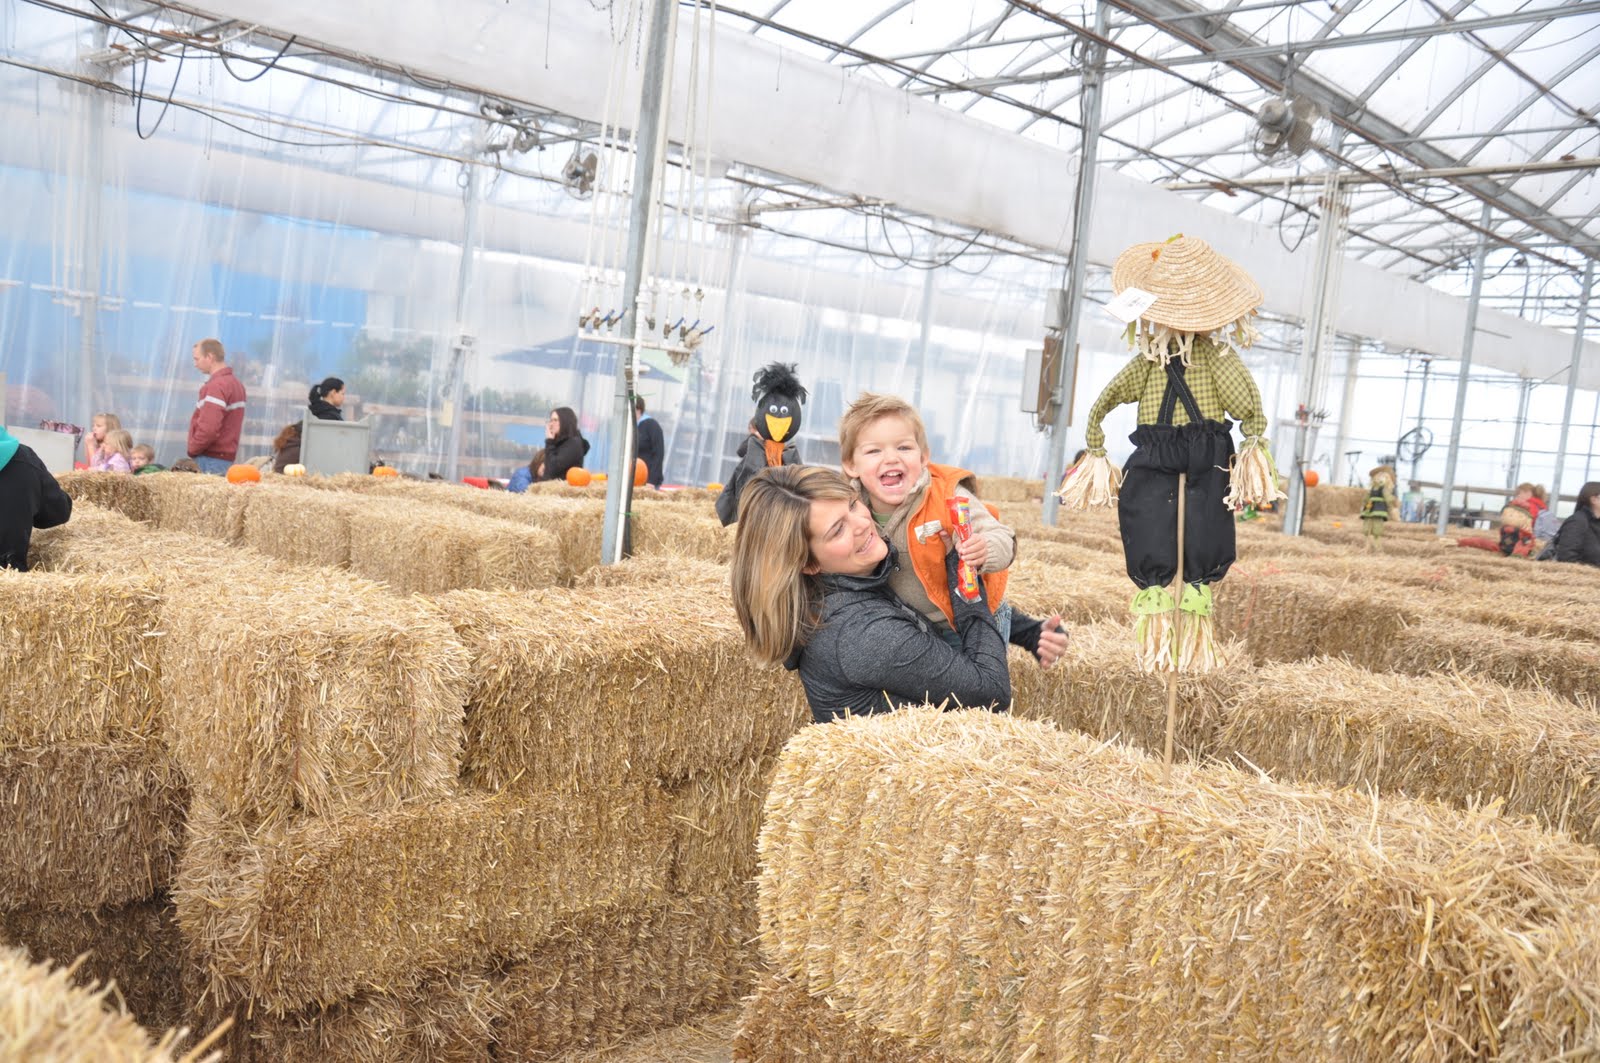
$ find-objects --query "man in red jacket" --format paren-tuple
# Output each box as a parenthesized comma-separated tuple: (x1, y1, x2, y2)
(187, 338, 247, 474)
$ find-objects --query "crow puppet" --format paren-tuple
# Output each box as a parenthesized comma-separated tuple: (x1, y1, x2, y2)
(714, 362, 808, 526)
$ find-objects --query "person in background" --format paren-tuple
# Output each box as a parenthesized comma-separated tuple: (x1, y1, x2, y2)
(84, 412, 123, 470)
(271, 423, 303, 474)
(730, 464, 1010, 724)
(537, 407, 589, 483)
(187, 338, 247, 474)
(170, 458, 201, 473)
(0, 424, 72, 571)
(309, 377, 345, 421)
(634, 396, 665, 488)
(1551, 481, 1600, 568)
(96, 429, 135, 474)
(130, 444, 165, 475)
(508, 447, 546, 493)
(1532, 485, 1561, 542)
(1498, 483, 1546, 557)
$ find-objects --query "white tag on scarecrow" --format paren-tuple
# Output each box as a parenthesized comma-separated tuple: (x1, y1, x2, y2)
(1104, 286, 1158, 325)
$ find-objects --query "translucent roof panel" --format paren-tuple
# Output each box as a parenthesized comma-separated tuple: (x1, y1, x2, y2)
(728, 0, 1600, 327)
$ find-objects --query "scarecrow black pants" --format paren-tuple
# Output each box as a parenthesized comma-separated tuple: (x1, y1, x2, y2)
(1118, 419, 1236, 590)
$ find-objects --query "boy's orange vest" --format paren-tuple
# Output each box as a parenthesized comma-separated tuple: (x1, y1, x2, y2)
(907, 463, 1008, 628)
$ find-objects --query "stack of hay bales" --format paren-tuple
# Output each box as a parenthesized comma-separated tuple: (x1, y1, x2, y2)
(0, 563, 189, 1031)
(30, 503, 797, 1057)
(0, 947, 219, 1062)
(746, 709, 1600, 1060)
(1385, 617, 1600, 704)
(974, 475, 1039, 503)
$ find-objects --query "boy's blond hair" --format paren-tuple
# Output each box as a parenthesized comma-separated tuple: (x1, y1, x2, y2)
(131, 444, 155, 461)
(838, 393, 930, 464)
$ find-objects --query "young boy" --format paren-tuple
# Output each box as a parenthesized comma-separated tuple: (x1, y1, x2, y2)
(130, 443, 166, 475)
(838, 393, 1065, 667)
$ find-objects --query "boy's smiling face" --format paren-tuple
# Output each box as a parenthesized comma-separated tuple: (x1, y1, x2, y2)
(842, 414, 926, 515)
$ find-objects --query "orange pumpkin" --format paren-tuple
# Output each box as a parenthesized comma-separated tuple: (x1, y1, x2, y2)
(705, 482, 724, 494)
(226, 464, 261, 484)
(1303, 469, 1320, 488)
(634, 459, 648, 487)
(373, 465, 400, 478)
(566, 467, 593, 487)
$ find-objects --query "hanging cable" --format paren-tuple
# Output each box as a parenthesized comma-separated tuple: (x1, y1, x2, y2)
(218, 33, 298, 83)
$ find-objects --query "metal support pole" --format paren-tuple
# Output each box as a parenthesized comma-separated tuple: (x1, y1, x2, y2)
(1550, 258, 1593, 507)
(699, 224, 750, 485)
(1331, 338, 1361, 488)
(443, 157, 482, 483)
(1041, 0, 1108, 527)
(1283, 174, 1344, 537)
(78, 23, 109, 434)
(1436, 204, 1494, 535)
(1506, 378, 1533, 493)
(602, 0, 675, 564)
(913, 267, 937, 410)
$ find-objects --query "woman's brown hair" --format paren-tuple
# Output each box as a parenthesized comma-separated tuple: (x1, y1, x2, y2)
(730, 465, 860, 666)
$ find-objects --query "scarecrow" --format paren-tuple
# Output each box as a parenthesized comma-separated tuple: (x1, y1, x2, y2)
(1360, 465, 1399, 553)
(714, 362, 809, 526)
(1057, 235, 1284, 675)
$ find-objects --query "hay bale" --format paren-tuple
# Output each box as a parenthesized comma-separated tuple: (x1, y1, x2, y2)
(431, 587, 808, 795)
(667, 756, 779, 893)
(570, 558, 729, 593)
(575, 1007, 739, 1063)
(0, 743, 187, 911)
(219, 888, 755, 1062)
(494, 888, 756, 1061)
(0, 898, 191, 1035)
(175, 787, 676, 1014)
(1385, 617, 1600, 704)
(1002, 561, 1133, 626)
(1012, 539, 1113, 570)
(1007, 623, 1240, 758)
(159, 579, 469, 827)
(735, 973, 955, 1063)
(1011, 521, 1121, 555)
(632, 508, 733, 565)
(0, 569, 163, 745)
(0, 945, 206, 1062)
(972, 476, 1038, 504)
(220, 971, 496, 1063)
(1214, 566, 1414, 667)
(1218, 660, 1600, 845)
(141, 474, 251, 542)
(345, 497, 563, 593)
(1302, 484, 1366, 519)
(240, 483, 354, 570)
(56, 470, 156, 524)
(759, 708, 1600, 1061)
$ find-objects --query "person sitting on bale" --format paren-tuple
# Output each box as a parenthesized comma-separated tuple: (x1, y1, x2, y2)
(508, 448, 545, 493)
(0, 425, 72, 571)
(1550, 482, 1600, 568)
(536, 407, 589, 483)
(130, 444, 165, 474)
(730, 464, 1011, 724)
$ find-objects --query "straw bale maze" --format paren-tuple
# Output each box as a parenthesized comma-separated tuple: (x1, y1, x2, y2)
(5, 474, 1600, 1060)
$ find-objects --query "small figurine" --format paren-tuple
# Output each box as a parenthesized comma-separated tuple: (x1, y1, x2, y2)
(714, 362, 808, 526)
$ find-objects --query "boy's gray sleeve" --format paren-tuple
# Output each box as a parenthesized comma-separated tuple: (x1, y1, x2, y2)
(957, 488, 1015, 574)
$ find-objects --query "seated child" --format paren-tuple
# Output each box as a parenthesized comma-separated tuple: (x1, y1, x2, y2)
(95, 429, 134, 474)
(130, 443, 165, 475)
(1498, 483, 1547, 557)
(838, 393, 1066, 668)
(508, 448, 545, 493)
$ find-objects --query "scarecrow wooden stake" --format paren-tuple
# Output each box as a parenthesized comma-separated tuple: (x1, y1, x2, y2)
(1056, 236, 1285, 774)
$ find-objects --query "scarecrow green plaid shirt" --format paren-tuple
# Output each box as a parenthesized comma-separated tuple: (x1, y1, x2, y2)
(1085, 341, 1267, 451)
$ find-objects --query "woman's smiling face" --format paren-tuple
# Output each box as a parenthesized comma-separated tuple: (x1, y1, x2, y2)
(804, 495, 887, 577)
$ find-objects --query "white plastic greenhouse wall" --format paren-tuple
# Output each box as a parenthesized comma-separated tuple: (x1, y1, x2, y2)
(2, 0, 1596, 501)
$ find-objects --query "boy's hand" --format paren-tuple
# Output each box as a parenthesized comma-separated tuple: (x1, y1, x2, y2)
(956, 533, 988, 571)
(1035, 614, 1068, 668)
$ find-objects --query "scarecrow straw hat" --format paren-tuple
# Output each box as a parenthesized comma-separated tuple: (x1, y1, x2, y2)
(1112, 235, 1263, 333)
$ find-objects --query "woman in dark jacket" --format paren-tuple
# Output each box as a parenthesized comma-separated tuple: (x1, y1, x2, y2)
(272, 422, 303, 474)
(538, 406, 589, 482)
(730, 464, 1011, 724)
(309, 377, 345, 421)
(1553, 481, 1600, 568)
